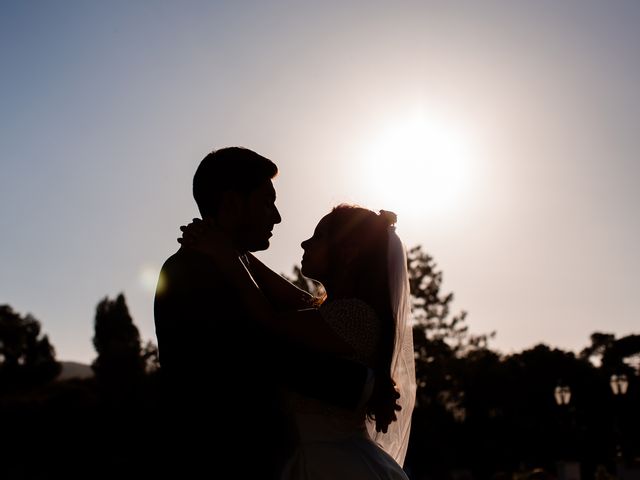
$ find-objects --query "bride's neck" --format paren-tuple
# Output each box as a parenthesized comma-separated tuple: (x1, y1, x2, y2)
(324, 276, 356, 302)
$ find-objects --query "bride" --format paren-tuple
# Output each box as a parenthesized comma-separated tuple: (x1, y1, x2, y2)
(180, 204, 416, 479)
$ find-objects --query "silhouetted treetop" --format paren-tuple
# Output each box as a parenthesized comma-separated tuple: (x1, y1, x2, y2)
(91, 293, 145, 385)
(0, 304, 60, 389)
(581, 331, 640, 374)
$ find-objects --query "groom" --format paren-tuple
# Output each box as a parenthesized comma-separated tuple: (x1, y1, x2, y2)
(154, 147, 370, 478)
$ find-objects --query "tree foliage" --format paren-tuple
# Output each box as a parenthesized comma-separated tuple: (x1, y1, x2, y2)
(407, 245, 495, 414)
(580, 332, 640, 374)
(0, 304, 60, 389)
(91, 293, 145, 386)
(408, 245, 494, 352)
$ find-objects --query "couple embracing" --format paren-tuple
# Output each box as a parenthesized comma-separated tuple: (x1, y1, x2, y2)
(154, 147, 416, 479)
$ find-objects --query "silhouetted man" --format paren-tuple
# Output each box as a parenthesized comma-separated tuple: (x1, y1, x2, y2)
(154, 147, 369, 478)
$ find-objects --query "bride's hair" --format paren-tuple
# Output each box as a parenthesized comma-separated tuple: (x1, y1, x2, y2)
(193, 147, 278, 217)
(324, 204, 399, 430)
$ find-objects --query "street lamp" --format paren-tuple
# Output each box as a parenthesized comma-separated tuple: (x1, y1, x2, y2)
(610, 373, 629, 463)
(610, 374, 629, 396)
(554, 385, 571, 405)
(554, 384, 575, 467)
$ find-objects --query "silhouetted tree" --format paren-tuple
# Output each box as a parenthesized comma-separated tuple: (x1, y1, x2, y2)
(141, 340, 160, 374)
(580, 332, 617, 364)
(607, 334, 640, 373)
(406, 245, 496, 416)
(91, 293, 145, 388)
(86, 294, 162, 477)
(0, 304, 60, 389)
(582, 332, 640, 375)
(408, 245, 493, 352)
(384, 245, 494, 477)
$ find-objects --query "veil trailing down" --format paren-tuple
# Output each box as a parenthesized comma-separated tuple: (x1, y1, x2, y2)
(366, 225, 417, 466)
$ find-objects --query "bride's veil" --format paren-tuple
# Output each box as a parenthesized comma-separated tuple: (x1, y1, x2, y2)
(366, 226, 416, 466)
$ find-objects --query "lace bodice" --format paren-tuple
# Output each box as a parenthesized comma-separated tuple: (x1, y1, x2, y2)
(286, 298, 380, 436)
(319, 298, 380, 367)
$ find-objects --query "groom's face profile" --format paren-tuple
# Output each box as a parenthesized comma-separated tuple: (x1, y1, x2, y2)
(235, 179, 281, 252)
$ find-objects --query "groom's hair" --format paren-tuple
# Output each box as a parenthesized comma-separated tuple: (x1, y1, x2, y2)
(193, 147, 278, 217)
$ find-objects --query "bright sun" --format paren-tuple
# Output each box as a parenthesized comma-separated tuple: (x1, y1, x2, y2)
(359, 113, 474, 221)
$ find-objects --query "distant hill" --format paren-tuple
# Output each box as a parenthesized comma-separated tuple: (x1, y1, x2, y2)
(56, 361, 94, 381)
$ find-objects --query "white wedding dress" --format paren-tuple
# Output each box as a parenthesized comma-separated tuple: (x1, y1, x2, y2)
(281, 298, 410, 480)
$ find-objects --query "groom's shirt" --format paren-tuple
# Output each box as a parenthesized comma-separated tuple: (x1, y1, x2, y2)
(154, 246, 291, 477)
(155, 247, 283, 406)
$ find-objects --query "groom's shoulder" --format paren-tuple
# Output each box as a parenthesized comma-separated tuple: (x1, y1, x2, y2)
(158, 247, 222, 289)
(162, 246, 209, 270)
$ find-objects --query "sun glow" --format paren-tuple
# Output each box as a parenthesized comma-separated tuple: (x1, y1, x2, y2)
(139, 265, 161, 293)
(359, 113, 474, 221)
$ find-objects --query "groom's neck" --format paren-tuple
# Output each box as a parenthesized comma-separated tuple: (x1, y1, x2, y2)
(202, 213, 244, 254)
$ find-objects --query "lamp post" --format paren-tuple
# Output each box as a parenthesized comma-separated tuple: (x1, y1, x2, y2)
(554, 383, 576, 474)
(610, 374, 628, 462)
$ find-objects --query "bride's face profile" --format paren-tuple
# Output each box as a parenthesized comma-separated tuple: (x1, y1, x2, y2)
(300, 215, 331, 282)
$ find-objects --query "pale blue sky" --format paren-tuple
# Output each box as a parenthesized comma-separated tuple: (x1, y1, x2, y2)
(2, 1, 639, 363)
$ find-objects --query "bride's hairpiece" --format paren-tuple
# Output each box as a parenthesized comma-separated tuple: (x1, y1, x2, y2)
(378, 210, 397, 227)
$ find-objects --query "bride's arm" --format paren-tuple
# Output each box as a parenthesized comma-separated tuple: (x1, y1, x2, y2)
(243, 252, 315, 310)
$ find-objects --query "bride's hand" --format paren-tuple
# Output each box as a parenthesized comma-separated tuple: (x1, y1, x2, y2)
(178, 218, 236, 261)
